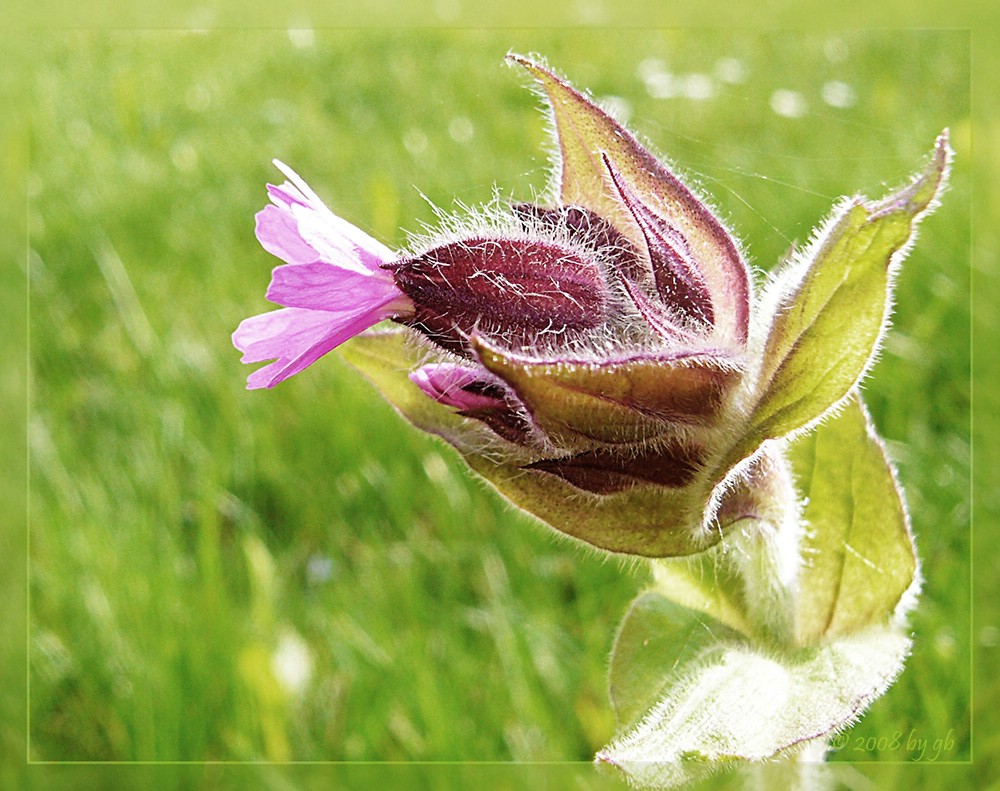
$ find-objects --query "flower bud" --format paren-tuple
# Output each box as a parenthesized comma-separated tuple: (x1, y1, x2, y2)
(387, 236, 610, 356)
(239, 55, 949, 558)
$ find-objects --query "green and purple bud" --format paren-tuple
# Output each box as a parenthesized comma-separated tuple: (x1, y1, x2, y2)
(233, 55, 952, 781)
(237, 55, 950, 558)
(388, 235, 611, 356)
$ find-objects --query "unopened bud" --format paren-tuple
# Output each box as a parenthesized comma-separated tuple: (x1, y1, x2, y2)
(387, 237, 610, 356)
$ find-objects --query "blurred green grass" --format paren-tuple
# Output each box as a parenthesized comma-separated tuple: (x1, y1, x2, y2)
(27, 27, 969, 775)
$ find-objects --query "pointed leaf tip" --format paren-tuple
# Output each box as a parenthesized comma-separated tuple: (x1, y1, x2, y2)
(934, 127, 952, 172)
(505, 52, 536, 69)
(867, 128, 952, 221)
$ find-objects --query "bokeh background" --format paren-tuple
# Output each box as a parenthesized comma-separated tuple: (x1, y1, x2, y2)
(25, 26, 970, 786)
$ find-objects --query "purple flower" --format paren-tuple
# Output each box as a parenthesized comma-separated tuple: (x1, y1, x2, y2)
(232, 160, 413, 389)
(232, 57, 755, 555)
(233, 56, 950, 559)
(235, 60, 752, 496)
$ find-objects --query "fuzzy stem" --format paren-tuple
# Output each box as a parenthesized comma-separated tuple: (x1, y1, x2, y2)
(715, 443, 802, 645)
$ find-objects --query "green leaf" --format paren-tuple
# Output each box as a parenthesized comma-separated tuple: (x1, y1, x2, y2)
(748, 131, 951, 444)
(788, 391, 918, 644)
(608, 591, 742, 729)
(601, 585, 912, 788)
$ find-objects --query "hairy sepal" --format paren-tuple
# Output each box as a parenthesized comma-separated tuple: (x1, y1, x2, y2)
(472, 336, 742, 448)
(341, 327, 779, 557)
(339, 328, 525, 462)
(508, 54, 751, 348)
(389, 235, 609, 356)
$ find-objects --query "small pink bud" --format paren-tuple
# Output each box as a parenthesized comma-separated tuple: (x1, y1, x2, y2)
(408, 363, 508, 412)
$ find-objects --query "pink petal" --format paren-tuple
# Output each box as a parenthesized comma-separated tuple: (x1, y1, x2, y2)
(255, 205, 321, 265)
(237, 161, 415, 388)
(266, 261, 403, 313)
(288, 201, 390, 275)
(233, 306, 391, 389)
(257, 161, 395, 276)
(272, 160, 394, 272)
(267, 182, 308, 209)
(234, 307, 339, 364)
